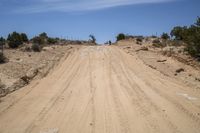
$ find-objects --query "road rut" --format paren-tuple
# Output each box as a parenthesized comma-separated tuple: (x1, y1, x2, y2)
(0, 46, 200, 133)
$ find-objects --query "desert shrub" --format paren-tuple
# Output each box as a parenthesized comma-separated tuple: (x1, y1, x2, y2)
(161, 33, 170, 40)
(153, 43, 163, 47)
(152, 39, 164, 47)
(39, 32, 48, 39)
(24, 46, 32, 52)
(116, 33, 125, 41)
(152, 39, 161, 44)
(151, 35, 157, 38)
(31, 43, 41, 52)
(170, 26, 188, 40)
(0, 37, 5, 52)
(89, 35, 96, 43)
(31, 32, 49, 45)
(20, 33, 29, 42)
(170, 17, 200, 58)
(47, 38, 58, 44)
(0, 53, 6, 63)
(184, 23, 200, 58)
(136, 38, 143, 42)
(7, 32, 23, 48)
(0, 80, 5, 90)
(32, 36, 45, 45)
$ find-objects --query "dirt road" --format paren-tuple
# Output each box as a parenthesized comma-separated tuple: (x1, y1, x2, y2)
(0, 46, 200, 133)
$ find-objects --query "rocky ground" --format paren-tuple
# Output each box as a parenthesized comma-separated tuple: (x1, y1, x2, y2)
(0, 44, 80, 98)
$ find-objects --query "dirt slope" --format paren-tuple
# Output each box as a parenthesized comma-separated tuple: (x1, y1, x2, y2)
(0, 46, 200, 133)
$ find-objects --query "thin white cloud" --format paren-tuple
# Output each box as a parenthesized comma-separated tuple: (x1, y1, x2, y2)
(14, 0, 176, 13)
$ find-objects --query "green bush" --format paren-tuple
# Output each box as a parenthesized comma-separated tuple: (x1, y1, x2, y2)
(7, 32, 23, 48)
(20, 33, 29, 42)
(161, 33, 170, 40)
(152, 39, 165, 47)
(47, 38, 58, 44)
(0, 53, 6, 63)
(136, 38, 143, 42)
(170, 26, 187, 40)
(89, 35, 96, 43)
(39, 32, 48, 39)
(31, 43, 41, 52)
(116, 33, 125, 41)
(184, 27, 200, 57)
(0, 37, 5, 52)
(31, 32, 49, 45)
(32, 36, 45, 45)
(170, 17, 200, 58)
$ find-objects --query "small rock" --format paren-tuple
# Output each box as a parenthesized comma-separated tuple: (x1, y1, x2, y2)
(140, 47, 148, 51)
(136, 47, 148, 52)
(195, 77, 200, 82)
(176, 68, 184, 73)
(20, 76, 30, 84)
(148, 65, 157, 70)
(157, 59, 167, 62)
(26, 69, 39, 79)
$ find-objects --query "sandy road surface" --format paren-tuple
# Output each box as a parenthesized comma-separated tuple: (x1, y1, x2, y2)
(0, 46, 200, 133)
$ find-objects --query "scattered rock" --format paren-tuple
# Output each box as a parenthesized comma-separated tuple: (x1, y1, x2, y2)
(136, 47, 148, 52)
(0, 80, 6, 97)
(8, 79, 27, 93)
(140, 47, 148, 51)
(125, 46, 131, 49)
(176, 68, 184, 73)
(26, 68, 39, 80)
(195, 77, 200, 82)
(157, 59, 167, 62)
(42, 47, 53, 51)
(148, 65, 157, 70)
(20, 76, 30, 84)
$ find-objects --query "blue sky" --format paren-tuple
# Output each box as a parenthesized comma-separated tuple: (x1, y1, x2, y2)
(0, 0, 200, 43)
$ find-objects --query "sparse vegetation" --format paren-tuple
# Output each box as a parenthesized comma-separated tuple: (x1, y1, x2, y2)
(20, 33, 29, 42)
(7, 32, 23, 48)
(89, 35, 96, 44)
(116, 33, 125, 41)
(161, 33, 170, 40)
(170, 17, 200, 58)
(0, 37, 6, 63)
(47, 37, 58, 44)
(136, 38, 143, 42)
(32, 36, 45, 45)
(31, 43, 41, 52)
(152, 39, 164, 47)
(0, 53, 7, 63)
(0, 37, 5, 53)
